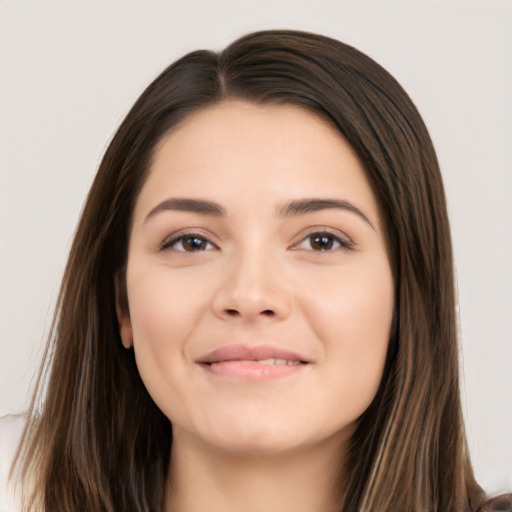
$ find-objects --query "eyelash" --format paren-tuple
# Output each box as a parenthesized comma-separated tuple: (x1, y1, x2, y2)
(294, 231, 353, 252)
(160, 233, 217, 252)
(160, 230, 352, 253)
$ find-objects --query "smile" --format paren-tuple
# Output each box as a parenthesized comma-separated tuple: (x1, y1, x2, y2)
(196, 344, 310, 380)
(240, 358, 301, 366)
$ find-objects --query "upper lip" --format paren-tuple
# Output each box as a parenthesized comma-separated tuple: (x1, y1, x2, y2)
(196, 344, 309, 364)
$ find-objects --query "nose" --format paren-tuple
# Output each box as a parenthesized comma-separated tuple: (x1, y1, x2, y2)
(212, 250, 292, 322)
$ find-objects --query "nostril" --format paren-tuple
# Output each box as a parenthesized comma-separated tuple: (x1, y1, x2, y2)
(222, 308, 276, 318)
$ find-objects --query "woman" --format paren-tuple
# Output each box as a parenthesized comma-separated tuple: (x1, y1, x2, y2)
(2, 29, 510, 511)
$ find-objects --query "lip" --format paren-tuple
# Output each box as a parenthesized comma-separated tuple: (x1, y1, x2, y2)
(196, 344, 310, 380)
(196, 344, 309, 364)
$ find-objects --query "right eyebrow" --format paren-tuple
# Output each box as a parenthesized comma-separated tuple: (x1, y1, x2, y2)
(144, 198, 226, 224)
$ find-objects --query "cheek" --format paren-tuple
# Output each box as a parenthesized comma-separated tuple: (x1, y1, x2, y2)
(300, 259, 394, 410)
(127, 266, 207, 347)
(124, 266, 209, 411)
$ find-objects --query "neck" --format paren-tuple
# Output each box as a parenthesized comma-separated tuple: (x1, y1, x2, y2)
(164, 429, 347, 512)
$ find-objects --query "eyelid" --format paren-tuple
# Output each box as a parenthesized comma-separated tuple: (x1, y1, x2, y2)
(291, 227, 353, 251)
(158, 226, 352, 252)
(159, 230, 218, 251)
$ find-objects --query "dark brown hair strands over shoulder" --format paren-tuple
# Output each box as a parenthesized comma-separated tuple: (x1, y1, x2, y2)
(13, 29, 485, 511)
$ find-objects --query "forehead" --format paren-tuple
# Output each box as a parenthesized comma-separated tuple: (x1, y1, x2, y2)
(135, 100, 380, 227)
(153, 100, 348, 166)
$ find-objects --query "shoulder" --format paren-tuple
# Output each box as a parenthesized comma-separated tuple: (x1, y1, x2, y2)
(0, 414, 26, 512)
(478, 493, 512, 512)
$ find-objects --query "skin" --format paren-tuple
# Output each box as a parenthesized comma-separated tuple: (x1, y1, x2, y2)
(117, 100, 394, 512)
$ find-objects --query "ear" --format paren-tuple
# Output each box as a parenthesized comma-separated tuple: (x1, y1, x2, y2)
(114, 270, 133, 349)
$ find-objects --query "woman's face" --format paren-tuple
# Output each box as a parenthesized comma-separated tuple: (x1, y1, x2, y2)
(118, 100, 394, 455)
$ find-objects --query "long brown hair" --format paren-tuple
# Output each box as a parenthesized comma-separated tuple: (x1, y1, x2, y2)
(14, 30, 484, 511)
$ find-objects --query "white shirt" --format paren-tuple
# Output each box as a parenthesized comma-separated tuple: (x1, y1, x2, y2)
(0, 415, 25, 512)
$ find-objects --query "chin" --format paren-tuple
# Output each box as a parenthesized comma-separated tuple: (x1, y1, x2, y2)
(205, 428, 308, 455)
(189, 414, 350, 457)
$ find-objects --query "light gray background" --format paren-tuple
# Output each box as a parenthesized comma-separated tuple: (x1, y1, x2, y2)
(1, 0, 511, 495)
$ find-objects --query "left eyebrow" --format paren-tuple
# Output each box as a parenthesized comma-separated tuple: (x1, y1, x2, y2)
(278, 198, 374, 230)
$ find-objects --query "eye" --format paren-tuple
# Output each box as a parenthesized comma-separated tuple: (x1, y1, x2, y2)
(160, 233, 216, 252)
(295, 231, 352, 251)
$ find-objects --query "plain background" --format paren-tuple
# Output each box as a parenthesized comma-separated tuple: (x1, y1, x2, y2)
(1, 0, 511, 496)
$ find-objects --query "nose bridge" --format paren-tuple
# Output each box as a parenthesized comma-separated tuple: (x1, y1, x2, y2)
(213, 240, 291, 321)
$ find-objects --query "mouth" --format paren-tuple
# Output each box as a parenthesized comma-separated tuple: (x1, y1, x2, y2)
(196, 344, 310, 380)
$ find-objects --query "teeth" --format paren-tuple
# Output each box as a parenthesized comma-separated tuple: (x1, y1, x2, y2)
(254, 358, 300, 366)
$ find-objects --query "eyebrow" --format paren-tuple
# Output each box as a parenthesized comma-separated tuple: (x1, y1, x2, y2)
(144, 198, 226, 223)
(144, 197, 373, 229)
(278, 198, 374, 229)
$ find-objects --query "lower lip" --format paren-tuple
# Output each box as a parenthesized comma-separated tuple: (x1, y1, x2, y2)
(200, 361, 306, 380)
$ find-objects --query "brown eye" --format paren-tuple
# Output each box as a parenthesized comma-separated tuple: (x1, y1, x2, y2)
(181, 236, 209, 251)
(310, 234, 335, 251)
(161, 234, 215, 252)
(294, 231, 352, 252)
